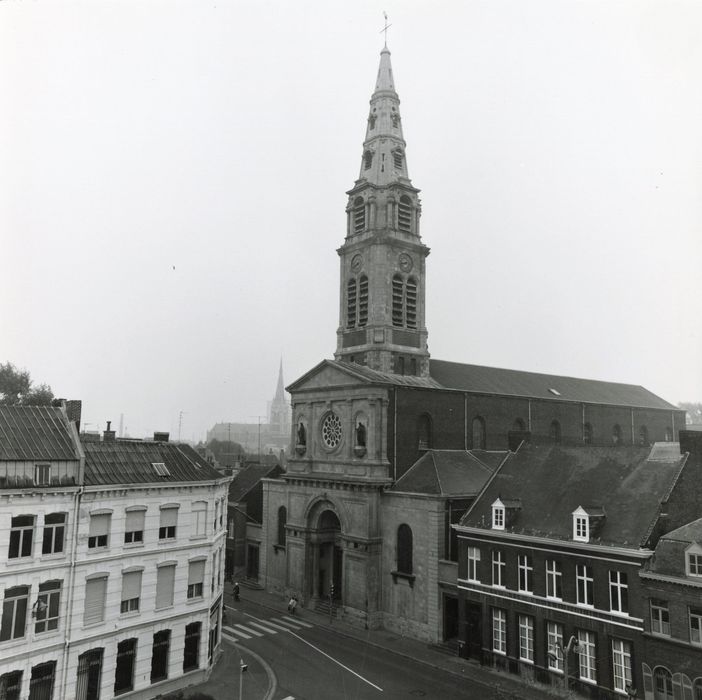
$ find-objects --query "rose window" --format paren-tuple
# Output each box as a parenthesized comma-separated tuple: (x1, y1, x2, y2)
(321, 413, 343, 449)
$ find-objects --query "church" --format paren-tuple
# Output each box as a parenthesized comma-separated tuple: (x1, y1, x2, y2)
(260, 44, 684, 643)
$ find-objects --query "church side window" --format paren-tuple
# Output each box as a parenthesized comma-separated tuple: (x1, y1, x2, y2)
(639, 425, 649, 445)
(550, 420, 562, 444)
(583, 422, 593, 444)
(418, 414, 432, 450)
(353, 197, 365, 234)
(472, 416, 486, 450)
(397, 524, 413, 574)
(405, 277, 417, 329)
(392, 275, 404, 327)
(347, 278, 357, 328)
(277, 507, 286, 548)
(358, 275, 369, 327)
(612, 424, 622, 445)
(398, 195, 412, 232)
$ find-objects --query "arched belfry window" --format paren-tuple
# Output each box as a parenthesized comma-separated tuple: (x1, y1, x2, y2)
(398, 195, 412, 232)
(346, 278, 357, 328)
(358, 275, 369, 327)
(397, 524, 413, 574)
(472, 416, 486, 450)
(405, 277, 417, 329)
(277, 507, 286, 547)
(550, 420, 562, 444)
(353, 197, 365, 234)
(418, 414, 432, 450)
(392, 275, 404, 327)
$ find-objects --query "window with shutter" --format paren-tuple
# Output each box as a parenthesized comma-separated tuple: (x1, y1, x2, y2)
(88, 513, 110, 549)
(124, 509, 145, 544)
(155, 565, 176, 609)
(159, 507, 178, 540)
(120, 571, 142, 614)
(187, 560, 205, 599)
(83, 576, 107, 625)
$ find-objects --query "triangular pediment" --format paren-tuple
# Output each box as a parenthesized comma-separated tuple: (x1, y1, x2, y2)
(287, 360, 375, 393)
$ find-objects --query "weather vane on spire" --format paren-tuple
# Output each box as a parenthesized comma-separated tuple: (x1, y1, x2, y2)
(380, 11, 392, 47)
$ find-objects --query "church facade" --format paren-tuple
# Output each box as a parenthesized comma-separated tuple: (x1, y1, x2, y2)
(260, 46, 684, 643)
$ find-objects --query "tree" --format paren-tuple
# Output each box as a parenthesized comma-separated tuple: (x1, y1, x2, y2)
(0, 362, 55, 406)
(679, 402, 702, 425)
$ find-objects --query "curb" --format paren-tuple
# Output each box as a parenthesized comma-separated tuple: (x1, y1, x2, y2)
(227, 590, 558, 699)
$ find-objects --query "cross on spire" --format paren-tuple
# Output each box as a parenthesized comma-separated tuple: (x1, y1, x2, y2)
(380, 11, 392, 47)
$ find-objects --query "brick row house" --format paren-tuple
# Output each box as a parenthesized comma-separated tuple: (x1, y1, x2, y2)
(0, 405, 230, 700)
(454, 435, 702, 698)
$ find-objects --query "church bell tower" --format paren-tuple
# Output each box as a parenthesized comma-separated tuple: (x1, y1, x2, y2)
(335, 45, 430, 377)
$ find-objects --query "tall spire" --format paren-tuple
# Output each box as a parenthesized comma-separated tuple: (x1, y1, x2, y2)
(358, 46, 410, 187)
(274, 357, 284, 401)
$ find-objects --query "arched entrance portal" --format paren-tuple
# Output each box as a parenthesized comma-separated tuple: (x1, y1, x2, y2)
(313, 509, 342, 601)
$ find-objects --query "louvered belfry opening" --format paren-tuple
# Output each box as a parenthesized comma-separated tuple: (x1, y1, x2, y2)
(392, 275, 404, 326)
(353, 197, 365, 233)
(358, 275, 369, 327)
(398, 195, 412, 232)
(347, 278, 357, 328)
(405, 277, 417, 328)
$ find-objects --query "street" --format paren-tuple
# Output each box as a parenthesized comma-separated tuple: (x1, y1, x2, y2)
(216, 598, 525, 700)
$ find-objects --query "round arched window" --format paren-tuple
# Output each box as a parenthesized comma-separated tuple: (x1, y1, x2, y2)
(321, 413, 343, 449)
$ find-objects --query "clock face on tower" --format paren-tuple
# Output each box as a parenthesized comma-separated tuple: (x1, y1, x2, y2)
(398, 253, 413, 273)
(351, 254, 363, 273)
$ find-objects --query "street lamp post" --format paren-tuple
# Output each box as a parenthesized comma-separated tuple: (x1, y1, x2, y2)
(548, 635, 580, 696)
(236, 646, 248, 700)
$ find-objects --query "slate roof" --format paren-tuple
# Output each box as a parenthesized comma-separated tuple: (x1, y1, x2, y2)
(429, 359, 677, 410)
(657, 518, 702, 545)
(646, 518, 702, 578)
(83, 440, 223, 486)
(291, 359, 676, 411)
(0, 405, 79, 461)
(392, 449, 508, 495)
(229, 463, 283, 502)
(460, 443, 687, 548)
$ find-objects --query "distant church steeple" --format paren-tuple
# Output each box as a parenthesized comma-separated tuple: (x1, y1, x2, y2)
(268, 359, 290, 439)
(335, 45, 430, 376)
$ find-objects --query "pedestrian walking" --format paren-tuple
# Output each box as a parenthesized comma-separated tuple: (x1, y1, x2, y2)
(233, 581, 240, 602)
(287, 595, 297, 615)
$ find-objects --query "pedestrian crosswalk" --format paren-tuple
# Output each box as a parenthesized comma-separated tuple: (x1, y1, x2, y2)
(222, 613, 313, 642)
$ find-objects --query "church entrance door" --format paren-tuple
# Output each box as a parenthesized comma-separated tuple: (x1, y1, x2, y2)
(313, 509, 342, 600)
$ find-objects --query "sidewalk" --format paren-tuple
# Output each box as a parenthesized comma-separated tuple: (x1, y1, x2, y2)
(217, 582, 563, 700)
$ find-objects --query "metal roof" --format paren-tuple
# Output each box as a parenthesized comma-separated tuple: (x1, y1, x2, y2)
(83, 440, 224, 486)
(0, 405, 79, 461)
(430, 359, 678, 410)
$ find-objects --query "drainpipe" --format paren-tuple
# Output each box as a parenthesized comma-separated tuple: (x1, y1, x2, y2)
(393, 388, 397, 482)
(464, 393, 468, 451)
(60, 485, 83, 700)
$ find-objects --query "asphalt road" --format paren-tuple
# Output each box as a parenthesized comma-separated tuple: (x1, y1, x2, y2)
(222, 600, 523, 700)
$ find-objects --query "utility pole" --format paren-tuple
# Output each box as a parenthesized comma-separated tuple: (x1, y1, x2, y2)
(178, 411, 185, 441)
(249, 416, 265, 462)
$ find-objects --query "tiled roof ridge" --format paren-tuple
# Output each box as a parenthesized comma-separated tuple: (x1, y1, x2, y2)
(461, 450, 514, 525)
(431, 451, 443, 494)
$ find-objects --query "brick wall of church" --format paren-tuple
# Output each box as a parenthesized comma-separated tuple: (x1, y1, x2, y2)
(390, 387, 684, 478)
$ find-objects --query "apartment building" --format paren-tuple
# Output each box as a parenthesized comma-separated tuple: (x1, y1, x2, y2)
(0, 406, 230, 700)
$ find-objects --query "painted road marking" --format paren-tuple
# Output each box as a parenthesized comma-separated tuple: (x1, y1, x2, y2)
(223, 625, 251, 640)
(286, 630, 383, 692)
(234, 623, 263, 637)
(251, 618, 295, 632)
(282, 616, 313, 628)
(248, 621, 278, 634)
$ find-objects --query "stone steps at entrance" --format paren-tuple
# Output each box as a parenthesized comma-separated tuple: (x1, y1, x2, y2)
(313, 600, 339, 618)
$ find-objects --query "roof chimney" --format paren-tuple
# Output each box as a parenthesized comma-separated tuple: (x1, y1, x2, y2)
(103, 421, 116, 442)
(66, 400, 82, 432)
(153, 431, 169, 443)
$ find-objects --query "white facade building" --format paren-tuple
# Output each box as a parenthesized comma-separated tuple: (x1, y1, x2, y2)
(0, 405, 230, 700)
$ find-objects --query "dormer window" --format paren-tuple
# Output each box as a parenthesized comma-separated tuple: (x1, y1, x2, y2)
(492, 499, 505, 530)
(687, 545, 702, 577)
(573, 506, 589, 542)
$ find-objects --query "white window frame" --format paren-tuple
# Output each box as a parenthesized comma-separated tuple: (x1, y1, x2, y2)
(34, 580, 61, 634)
(159, 505, 178, 541)
(0, 586, 29, 640)
(35, 463, 51, 486)
(686, 546, 702, 577)
(609, 570, 628, 614)
(576, 564, 594, 607)
(690, 608, 702, 646)
(547, 621, 564, 673)
(9, 515, 35, 559)
(545, 560, 562, 600)
(87, 512, 111, 550)
(193, 502, 208, 538)
(577, 630, 596, 683)
(492, 550, 505, 588)
(611, 639, 632, 693)
(518, 615, 534, 662)
(518, 554, 533, 594)
(492, 608, 506, 655)
(120, 570, 142, 615)
(467, 547, 480, 582)
(573, 506, 589, 542)
(491, 499, 505, 530)
(650, 599, 670, 636)
(42, 513, 66, 555)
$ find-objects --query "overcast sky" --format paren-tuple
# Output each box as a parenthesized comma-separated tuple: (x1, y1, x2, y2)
(1, 1, 700, 442)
